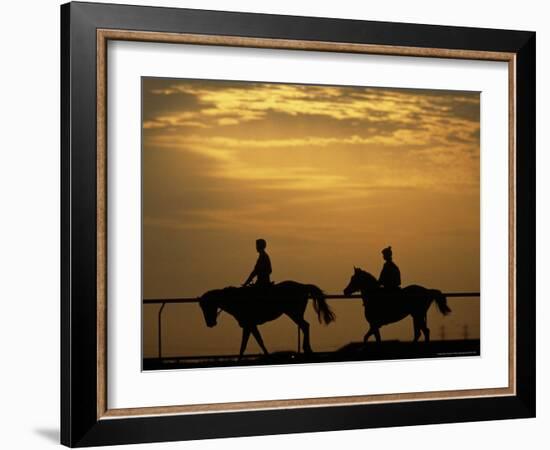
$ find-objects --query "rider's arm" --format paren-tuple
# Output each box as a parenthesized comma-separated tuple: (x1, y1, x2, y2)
(243, 268, 256, 286)
(266, 254, 272, 275)
(378, 266, 386, 286)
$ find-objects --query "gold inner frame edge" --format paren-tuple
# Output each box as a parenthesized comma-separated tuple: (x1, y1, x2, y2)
(96, 29, 517, 420)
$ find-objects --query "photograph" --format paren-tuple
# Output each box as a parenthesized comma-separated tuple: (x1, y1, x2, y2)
(141, 77, 481, 370)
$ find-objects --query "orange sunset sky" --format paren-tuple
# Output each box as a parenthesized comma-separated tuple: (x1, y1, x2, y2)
(142, 77, 480, 358)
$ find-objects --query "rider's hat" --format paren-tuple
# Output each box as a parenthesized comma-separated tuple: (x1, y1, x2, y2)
(382, 246, 392, 256)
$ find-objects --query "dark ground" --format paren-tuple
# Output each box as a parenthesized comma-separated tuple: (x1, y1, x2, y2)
(143, 339, 480, 371)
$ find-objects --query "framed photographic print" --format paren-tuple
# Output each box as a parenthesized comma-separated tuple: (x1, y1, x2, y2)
(61, 1, 536, 447)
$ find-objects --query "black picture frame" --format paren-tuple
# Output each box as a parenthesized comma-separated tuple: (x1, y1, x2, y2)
(61, 1, 535, 447)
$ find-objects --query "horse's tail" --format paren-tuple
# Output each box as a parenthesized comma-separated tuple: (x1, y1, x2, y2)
(307, 284, 335, 325)
(430, 289, 452, 315)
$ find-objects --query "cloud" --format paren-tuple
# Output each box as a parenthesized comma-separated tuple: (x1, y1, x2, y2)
(143, 79, 480, 136)
(142, 79, 480, 240)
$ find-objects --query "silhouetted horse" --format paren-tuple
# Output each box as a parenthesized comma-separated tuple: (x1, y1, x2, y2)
(199, 281, 335, 358)
(343, 267, 451, 343)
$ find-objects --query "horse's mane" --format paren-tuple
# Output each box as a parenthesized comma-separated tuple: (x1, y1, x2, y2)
(222, 286, 240, 292)
(355, 267, 378, 284)
(204, 286, 238, 294)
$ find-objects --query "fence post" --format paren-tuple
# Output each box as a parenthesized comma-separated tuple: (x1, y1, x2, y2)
(158, 302, 166, 359)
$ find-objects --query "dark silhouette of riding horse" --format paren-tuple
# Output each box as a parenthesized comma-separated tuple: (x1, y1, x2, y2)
(199, 281, 335, 358)
(343, 267, 451, 343)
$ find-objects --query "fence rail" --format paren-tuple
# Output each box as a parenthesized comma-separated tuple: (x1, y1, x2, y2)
(143, 292, 480, 359)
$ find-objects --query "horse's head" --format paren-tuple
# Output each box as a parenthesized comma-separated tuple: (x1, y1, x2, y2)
(199, 290, 220, 328)
(343, 267, 379, 296)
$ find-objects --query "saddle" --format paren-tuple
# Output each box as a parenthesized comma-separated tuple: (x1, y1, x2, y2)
(248, 280, 274, 289)
(379, 287, 402, 301)
(242, 281, 276, 301)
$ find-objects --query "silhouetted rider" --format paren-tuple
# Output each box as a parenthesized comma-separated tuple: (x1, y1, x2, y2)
(378, 246, 401, 290)
(243, 238, 272, 288)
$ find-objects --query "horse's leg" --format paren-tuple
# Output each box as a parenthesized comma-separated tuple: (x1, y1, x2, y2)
(412, 317, 422, 342)
(292, 318, 312, 353)
(298, 320, 312, 353)
(420, 315, 430, 342)
(250, 326, 269, 355)
(287, 311, 313, 353)
(364, 327, 374, 343)
(238, 328, 251, 360)
(373, 328, 382, 343)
